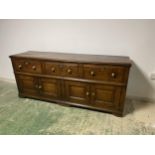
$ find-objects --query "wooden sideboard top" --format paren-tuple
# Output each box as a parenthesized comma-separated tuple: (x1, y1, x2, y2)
(10, 51, 132, 66)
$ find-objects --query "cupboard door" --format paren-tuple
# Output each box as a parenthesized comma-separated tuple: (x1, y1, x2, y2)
(39, 77, 61, 99)
(17, 75, 38, 96)
(91, 84, 122, 110)
(64, 81, 90, 105)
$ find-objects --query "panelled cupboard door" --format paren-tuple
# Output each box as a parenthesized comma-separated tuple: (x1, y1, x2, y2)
(39, 77, 61, 99)
(90, 84, 122, 110)
(17, 75, 38, 96)
(64, 81, 90, 105)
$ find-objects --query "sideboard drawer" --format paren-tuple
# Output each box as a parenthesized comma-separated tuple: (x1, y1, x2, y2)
(13, 58, 42, 74)
(44, 62, 60, 76)
(44, 62, 80, 78)
(83, 64, 126, 83)
(10, 51, 131, 117)
(62, 63, 79, 78)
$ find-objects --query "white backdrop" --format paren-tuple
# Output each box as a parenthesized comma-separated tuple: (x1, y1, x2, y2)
(0, 19, 155, 100)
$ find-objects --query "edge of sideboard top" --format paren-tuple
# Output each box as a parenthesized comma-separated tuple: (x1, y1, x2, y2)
(9, 51, 132, 67)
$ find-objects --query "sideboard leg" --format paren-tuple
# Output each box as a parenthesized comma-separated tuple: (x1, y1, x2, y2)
(113, 112, 124, 117)
(18, 94, 26, 98)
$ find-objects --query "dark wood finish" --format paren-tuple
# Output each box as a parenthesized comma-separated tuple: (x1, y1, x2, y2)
(44, 61, 60, 76)
(61, 63, 79, 78)
(83, 64, 127, 83)
(10, 51, 131, 66)
(17, 75, 38, 96)
(13, 58, 42, 74)
(10, 51, 132, 116)
(64, 81, 90, 105)
(39, 77, 61, 100)
(90, 84, 122, 110)
(44, 61, 80, 78)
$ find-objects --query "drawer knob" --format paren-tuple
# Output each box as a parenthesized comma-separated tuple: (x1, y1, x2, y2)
(86, 92, 90, 96)
(51, 67, 55, 72)
(90, 71, 95, 76)
(67, 69, 72, 74)
(18, 64, 22, 69)
(111, 72, 116, 78)
(32, 65, 36, 70)
(38, 85, 42, 89)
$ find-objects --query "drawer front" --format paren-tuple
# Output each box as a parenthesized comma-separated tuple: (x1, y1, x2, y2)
(44, 62, 60, 76)
(44, 62, 80, 78)
(13, 58, 42, 74)
(62, 63, 79, 78)
(83, 64, 126, 83)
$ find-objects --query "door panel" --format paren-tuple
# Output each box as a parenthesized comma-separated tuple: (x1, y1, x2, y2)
(17, 75, 38, 96)
(39, 77, 61, 99)
(91, 84, 122, 109)
(64, 81, 90, 104)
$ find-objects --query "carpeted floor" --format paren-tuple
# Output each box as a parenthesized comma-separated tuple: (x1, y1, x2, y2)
(0, 79, 155, 135)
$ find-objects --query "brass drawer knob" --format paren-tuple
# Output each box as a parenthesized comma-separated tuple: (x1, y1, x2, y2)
(90, 71, 95, 76)
(18, 64, 22, 69)
(111, 72, 116, 78)
(32, 65, 36, 70)
(67, 69, 72, 74)
(38, 85, 42, 89)
(51, 67, 55, 72)
(86, 92, 90, 96)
